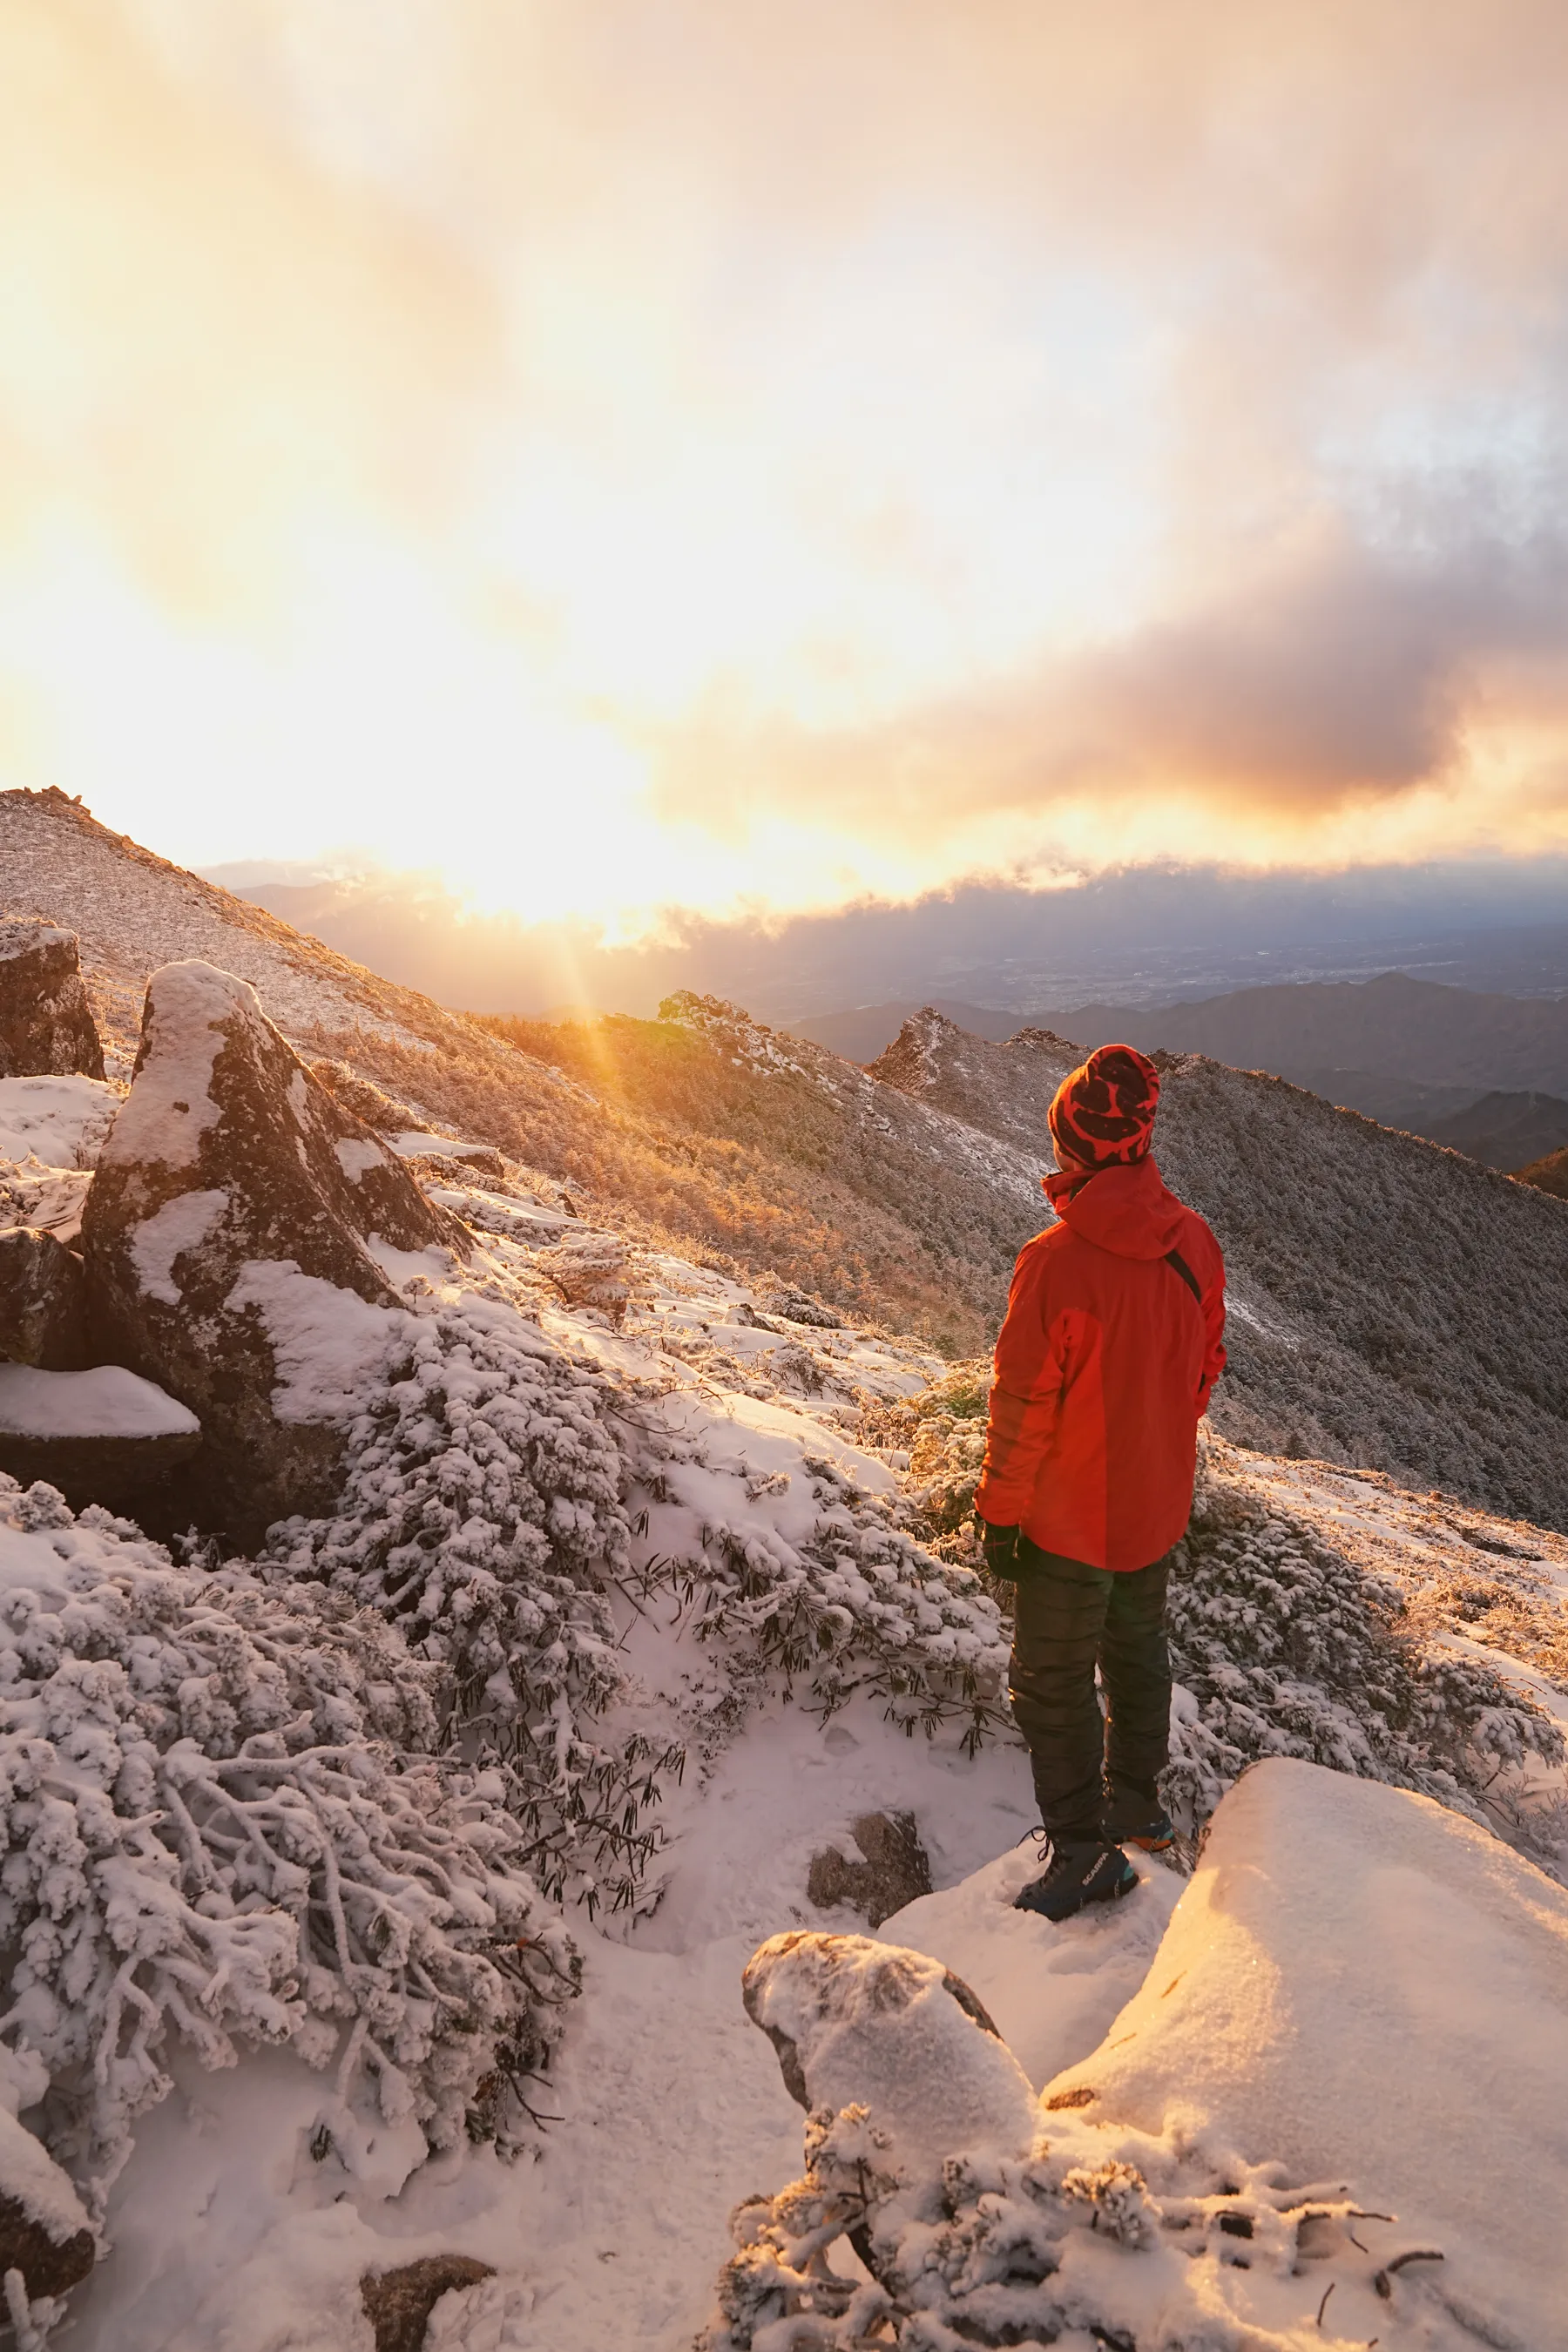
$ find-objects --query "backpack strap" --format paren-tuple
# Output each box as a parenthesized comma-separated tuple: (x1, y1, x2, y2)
(1165, 1247, 1201, 1304)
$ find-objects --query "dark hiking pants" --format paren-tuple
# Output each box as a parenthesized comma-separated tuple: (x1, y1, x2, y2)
(1008, 1541, 1173, 1844)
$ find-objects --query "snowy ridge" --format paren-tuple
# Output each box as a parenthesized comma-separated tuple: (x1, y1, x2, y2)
(4, 810, 1568, 2343)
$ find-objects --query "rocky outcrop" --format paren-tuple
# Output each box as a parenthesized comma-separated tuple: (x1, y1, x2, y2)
(308, 1057, 423, 1136)
(0, 1365, 201, 1520)
(0, 922, 105, 1080)
(361, 2255, 495, 2352)
(0, 2104, 98, 2304)
(0, 1228, 91, 1369)
(80, 961, 469, 1541)
(807, 1810, 932, 1928)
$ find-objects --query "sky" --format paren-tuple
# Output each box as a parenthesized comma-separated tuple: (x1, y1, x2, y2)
(4, 0, 1568, 940)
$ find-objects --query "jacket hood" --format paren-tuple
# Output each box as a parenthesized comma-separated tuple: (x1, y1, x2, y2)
(1043, 1153, 1188, 1260)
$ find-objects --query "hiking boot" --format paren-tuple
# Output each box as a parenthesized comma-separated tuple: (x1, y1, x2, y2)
(1102, 1780, 1177, 1853)
(1013, 1841, 1137, 1922)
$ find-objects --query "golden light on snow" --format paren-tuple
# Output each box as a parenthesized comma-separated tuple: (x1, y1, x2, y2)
(3, 1, 1568, 931)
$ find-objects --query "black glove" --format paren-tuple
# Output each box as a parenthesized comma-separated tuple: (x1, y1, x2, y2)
(977, 1517, 1021, 1578)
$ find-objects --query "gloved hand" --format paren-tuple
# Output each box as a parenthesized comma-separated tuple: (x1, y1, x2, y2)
(977, 1516, 1020, 1579)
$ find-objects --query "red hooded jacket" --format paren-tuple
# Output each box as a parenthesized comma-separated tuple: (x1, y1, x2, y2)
(974, 1155, 1226, 1571)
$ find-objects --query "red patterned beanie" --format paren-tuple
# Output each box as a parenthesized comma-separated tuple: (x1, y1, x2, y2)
(1048, 1042, 1160, 1168)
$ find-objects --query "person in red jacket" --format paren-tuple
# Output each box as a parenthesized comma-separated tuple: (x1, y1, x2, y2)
(974, 1041, 1226, 1921)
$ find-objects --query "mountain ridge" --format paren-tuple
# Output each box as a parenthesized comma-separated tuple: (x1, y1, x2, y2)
(7, 787, 1568, 1531)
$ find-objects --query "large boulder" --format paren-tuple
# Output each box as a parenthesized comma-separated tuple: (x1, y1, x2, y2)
(0, 1364, 201, 1521)
(0, 1228, 91, 1369)
(0, 922, 105, 1080)
(80, 961, 469, 1542)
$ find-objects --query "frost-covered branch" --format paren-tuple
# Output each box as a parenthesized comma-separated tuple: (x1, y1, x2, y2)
(0, 1477, 578, 2197)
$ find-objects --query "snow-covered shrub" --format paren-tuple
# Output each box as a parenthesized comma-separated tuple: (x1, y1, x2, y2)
(307, 1057, 423, 1137)
(704, 2094, 1377, 2349)
(863, 1359, 991, 1565)
(1165, 1450, 1563, 1839)
(267, 1296, 682, 1918)
(0, 1476, 578, 2196)
(669, 1445, 1010, 1751)
(531, 1231, 634, 1323)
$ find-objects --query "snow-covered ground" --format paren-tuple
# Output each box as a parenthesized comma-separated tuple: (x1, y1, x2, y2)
(5, 1053, 1568, 2346)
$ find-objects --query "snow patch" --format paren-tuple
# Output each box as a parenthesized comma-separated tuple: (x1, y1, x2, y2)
(388, 1130, 494, 1161)
(226, 1260, 409, 1423)
(0, 1362, 199, 1439)
(0, 1075, 121, 1170)
(98, 963, 253, 1171)
(331, 1136, 382, 1179)
(129, 1187, 227, 1304)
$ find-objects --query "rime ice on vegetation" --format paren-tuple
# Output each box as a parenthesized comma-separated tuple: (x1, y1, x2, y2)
(0, 1474, 578, 2197)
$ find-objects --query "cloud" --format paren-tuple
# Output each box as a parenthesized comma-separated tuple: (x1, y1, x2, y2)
(643, 520, 1568, 866)
(3, 0, 1568, 912)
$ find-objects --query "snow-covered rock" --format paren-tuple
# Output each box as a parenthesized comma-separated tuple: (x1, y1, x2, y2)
(0, 922, 104, 1083)
(359, 2255, 494, 2352)
(0, 2048, 96, 2311)
(79, 962, 467, 1539)
(0, 1362, 200, 1518)
(711, 1759, 1568, 2349)
(0, 1229, 90, 1370)
(741, 1930, 1035, 2164)
(1043, 1756, 1568, 2349)
(807, 1811, 933, 1928)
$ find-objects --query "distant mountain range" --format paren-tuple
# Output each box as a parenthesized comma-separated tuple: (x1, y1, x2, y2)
(793, 972, 1568, 1166)
(1423, 1091, 1568, 1171)
(10, 785, 1568, 1526)
(1044, 971, 1568, 1095)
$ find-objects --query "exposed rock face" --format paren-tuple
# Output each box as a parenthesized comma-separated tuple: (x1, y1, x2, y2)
(0, 1228, 91, 1369)
(308, 1057, 423, 1136)
(0, 2106, 98, 2302)
(807, 1810, 933, 1928)
(0, 921, 105, 1080)
(80, 961, 469, 1540)
(0, 1365, 202, 1522)
(361, 2255, 495, 2352)
(741, 1930, 1034, 2166)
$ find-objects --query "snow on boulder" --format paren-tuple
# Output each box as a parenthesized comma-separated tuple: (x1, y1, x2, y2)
(80, 962, 469, 1538)
(1040, 1756, 1568, 2349)
(741, 1930, 1035, 2166)
(0, 921, 105, 1081)
(0, 2123, 96, 2309)
(0, 1074, 120, 1169)
(0, 1362, 200, 1521)
(387, 1130, 507, 1179)
(0, 1229, 90, 1369)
